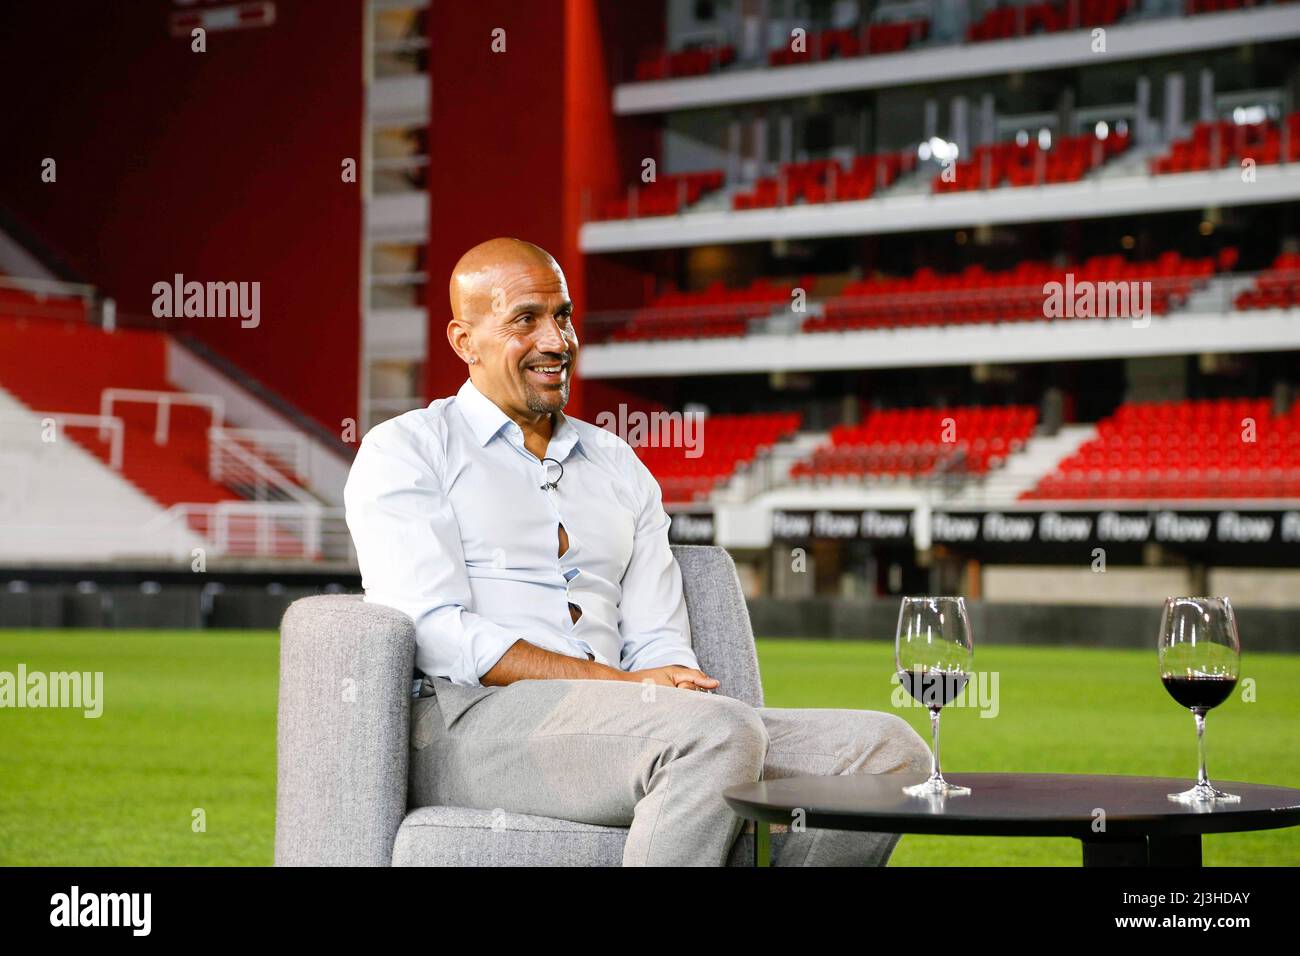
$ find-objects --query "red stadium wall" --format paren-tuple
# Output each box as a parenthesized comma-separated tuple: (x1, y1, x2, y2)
(425, 0, 664, 418)
(0, 0, 364, 437)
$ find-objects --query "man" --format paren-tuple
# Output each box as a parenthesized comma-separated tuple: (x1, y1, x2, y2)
(344, 237, 930, 866)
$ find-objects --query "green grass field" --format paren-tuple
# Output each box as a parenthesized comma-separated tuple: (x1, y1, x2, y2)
(0, 629, 1296, 866)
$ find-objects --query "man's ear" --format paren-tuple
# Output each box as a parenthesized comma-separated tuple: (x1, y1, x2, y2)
(447, 319, 472, 363)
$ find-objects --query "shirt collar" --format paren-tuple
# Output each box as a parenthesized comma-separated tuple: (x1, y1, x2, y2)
(453, 377, 586, 461)
(455, 378, 513, 446)
(550, 406, 585, 463)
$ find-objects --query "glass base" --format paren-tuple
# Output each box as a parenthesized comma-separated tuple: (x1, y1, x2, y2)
(1167, 782, 1240, 805)
(904, 776, 971, 797)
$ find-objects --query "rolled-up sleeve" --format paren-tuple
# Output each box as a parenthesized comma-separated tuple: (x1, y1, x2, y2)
(616, 450, 701, 674)
(343, 420, 521, 686)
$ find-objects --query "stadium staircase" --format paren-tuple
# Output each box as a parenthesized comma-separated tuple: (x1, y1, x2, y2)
(0, 381, 207, 561)
(938, 424, 1097, 507)
(0, 316, 325, 559)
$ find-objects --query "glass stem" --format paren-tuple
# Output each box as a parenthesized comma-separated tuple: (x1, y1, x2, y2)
(1194, 709, 1210, 788)
(928, 707, 943, 781)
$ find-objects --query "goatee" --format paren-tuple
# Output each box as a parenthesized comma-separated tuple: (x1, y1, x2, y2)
(525, 382, 569, 414)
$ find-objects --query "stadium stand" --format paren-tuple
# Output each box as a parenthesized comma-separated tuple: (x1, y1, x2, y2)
(964, 0, 1133, 42)
(602, 275, 816, 342)
(807, 250, 1230, 333)
(1023, 398, 1300, 500)
(592, 249, 1236, 344)
(3, 0, 1298, 613)
(0, 319, 240, 505)
(1234, 251, 1300, 310)
(597, 169, 725, 220)
(0, 315, 327, 559)
(732, 151, 917, 208)
(932, 127, 1131, 193)
(767, 19, 930, 65)
(621, 0, 1300, 83)
(635, 411, 800, 503)
(790, 405, 1039, 482)
(634, 43, 736, 80)
(0, 381, 207, 562)
(1149, 113, 1300, 174)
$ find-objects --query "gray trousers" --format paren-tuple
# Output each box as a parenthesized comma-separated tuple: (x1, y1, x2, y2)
(410, 676, 932, 866)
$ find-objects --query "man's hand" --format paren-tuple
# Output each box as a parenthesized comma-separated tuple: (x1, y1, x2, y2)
(481, 641, 721, 691)
(625, 665, 719, 692)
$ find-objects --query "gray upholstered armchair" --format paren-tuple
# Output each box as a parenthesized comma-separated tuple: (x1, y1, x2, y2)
(275, 544, 789, 866)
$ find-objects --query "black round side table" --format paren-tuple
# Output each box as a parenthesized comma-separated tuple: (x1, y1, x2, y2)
(723, 772, 1300, 866)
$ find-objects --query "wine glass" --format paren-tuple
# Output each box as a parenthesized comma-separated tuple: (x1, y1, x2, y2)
(1159, 596, 1241, 804)
(896, 596, 973, 796)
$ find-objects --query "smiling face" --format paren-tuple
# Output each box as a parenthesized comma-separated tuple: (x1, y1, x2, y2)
(447, 239, 579, 426)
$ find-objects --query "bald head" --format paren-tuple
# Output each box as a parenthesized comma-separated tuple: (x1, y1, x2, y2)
(449, 237, 564, 325)
(445, 237, 578, 426)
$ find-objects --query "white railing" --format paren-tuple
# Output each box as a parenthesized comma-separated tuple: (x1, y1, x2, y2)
(735, 441, 818, 499)
(0, 393, 346, 562)
(211, 500, 321, 558)
(96, 390, 318, 497)
(141, 501, 353, 561)
(235, 429, 309, 478)
(100, 388, 225, 445)
(0, 502, 354, 564)
(0, 410, 124, 470)
(208, 428, 315, 504)
(212, 427, 310, 482)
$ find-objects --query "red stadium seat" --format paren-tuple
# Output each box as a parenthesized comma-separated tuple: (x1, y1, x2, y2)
(1022, 398, 1297, 501)
(790, 404, 1038, 484)
(631, 410, 802, 504)
(600, 169, 727, 221)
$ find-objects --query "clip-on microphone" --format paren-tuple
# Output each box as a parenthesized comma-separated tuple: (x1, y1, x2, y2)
(540, 457, 564, 491)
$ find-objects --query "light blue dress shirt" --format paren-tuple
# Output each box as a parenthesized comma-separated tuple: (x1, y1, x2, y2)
(343, 377, 700, 689)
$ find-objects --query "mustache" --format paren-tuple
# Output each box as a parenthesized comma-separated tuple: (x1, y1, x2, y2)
(522, 354, 571, 368)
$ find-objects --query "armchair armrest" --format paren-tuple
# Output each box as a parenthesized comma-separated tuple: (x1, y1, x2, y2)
(275, 594, 415, 866)
(671, 545, 765, 709)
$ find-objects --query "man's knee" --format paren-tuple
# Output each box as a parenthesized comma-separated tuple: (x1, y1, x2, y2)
(847, 711, 932, 774)
(883, 713, 932, 772)
(694, 695, 769, 769)
(654, 690, 767, 765)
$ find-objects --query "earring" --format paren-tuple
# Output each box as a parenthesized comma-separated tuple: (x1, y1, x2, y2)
(468, 356, 477, 365)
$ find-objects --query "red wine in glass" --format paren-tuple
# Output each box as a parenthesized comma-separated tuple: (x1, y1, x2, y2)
(1158, 597, 1241, 804)
(1161, 675, 1237, 711)
(896, 596, 973, 797)
(899, 668, 970, 709)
